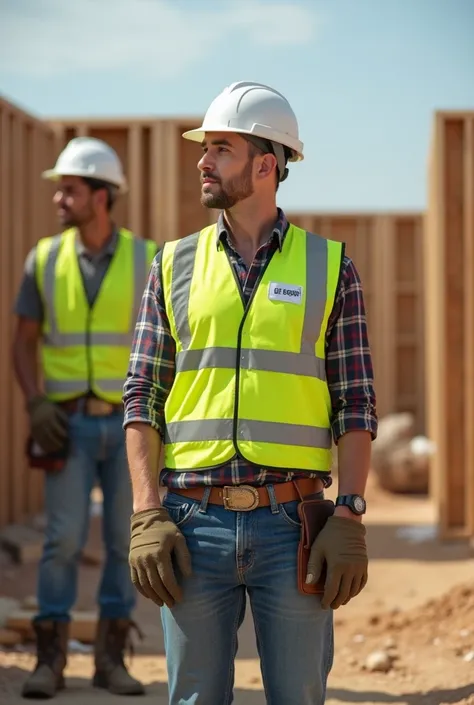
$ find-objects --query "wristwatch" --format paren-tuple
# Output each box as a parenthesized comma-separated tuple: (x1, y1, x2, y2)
(335, 494, 366, 516)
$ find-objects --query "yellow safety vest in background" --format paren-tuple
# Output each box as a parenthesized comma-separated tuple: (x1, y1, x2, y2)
(36, 228, 156, 404)
(161, 223, 344, 473)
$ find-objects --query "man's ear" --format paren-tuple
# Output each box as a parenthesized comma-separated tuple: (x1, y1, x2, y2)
(93, 187, 108, 210)
(256, 153, 278, 182)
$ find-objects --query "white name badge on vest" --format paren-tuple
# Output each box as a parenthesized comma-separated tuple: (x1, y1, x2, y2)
(268, 282, 303, 305)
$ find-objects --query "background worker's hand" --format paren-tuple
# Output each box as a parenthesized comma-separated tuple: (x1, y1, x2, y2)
(129, 507, 192, 609)
(305, 515, 368, 610)
(27, 395, 69, 454)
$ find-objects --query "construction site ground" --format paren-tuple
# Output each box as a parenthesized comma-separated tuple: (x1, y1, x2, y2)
(1, 474, 474, 705)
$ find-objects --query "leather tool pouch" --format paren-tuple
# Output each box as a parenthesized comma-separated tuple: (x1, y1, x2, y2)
(26, 436, 69, 473)
(296, 496, 335, 595)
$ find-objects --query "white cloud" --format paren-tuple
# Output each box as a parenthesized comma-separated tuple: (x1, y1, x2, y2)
(0, 0, 317, 78)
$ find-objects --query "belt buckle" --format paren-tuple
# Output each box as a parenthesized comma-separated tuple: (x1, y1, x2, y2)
(85, 398, 114, 417)
(222, 485, 259, 511)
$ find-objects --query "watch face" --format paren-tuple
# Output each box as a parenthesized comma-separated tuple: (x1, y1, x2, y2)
(353, 496, 366, 513)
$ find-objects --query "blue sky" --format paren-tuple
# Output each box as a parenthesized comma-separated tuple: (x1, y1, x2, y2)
(1, 0, 473, 211)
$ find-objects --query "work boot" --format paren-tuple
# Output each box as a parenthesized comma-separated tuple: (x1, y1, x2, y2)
(22, 620, 68, 699)
(92, 618, 145, 695)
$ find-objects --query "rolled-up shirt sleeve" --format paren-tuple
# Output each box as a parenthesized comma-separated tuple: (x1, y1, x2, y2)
(123, 250, 175, 436)
(326, 255, 378, 443)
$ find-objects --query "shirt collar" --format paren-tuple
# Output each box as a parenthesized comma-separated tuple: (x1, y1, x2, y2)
(75, 227, 118, 258)
(216, 208, 289, 253)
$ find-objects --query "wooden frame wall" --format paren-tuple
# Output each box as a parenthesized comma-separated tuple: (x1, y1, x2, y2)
(425, 111, 474, 539)
(0, 106, 429, 529)
(0, 97, 57, 527)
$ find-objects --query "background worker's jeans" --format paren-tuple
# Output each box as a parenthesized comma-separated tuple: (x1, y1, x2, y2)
(35, 410, 136, 623)
(160, 488, 334, 705)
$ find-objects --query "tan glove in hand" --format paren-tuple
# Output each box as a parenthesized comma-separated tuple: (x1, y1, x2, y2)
(27, 395, 69, 454)
(305, 515, 368, 610)
(129, 508, 192, 609)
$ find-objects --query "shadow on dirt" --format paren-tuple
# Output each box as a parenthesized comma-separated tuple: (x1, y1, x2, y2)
(4, 664, 473, 704)
(327, 684, 474, 705)
(0, 665, 267, 704)
(365, 523, 473, 562)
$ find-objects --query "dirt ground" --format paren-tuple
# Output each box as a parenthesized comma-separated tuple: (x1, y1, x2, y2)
(1, 474, 474, 705)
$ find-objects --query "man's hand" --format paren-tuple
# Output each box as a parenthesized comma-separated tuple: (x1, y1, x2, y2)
(305, 515, 368, 610)
(129, 507, 192, 609)
(27, 395, 69, 454)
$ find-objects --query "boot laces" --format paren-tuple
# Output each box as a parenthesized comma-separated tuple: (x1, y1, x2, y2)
(108, 619, 144, 667)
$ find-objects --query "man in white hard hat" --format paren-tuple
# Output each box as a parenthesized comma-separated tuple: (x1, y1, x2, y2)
(12, 137, 157, 699)
(123, 82, 378, 704)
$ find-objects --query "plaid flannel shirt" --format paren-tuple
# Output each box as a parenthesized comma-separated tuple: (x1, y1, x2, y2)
(123, 209, 378, 489)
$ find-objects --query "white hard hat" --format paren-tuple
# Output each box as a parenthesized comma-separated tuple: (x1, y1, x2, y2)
(182, 81, 304, 163)
(42, 137, 128, 193)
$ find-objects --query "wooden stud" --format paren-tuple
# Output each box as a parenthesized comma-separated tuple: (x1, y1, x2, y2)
(27, 124, 45, 515)
(11, 116, 27, 525)
(372, 216, 396, 420)
(75, 124, 89, 137)
(164, 121, 179, 242)
(150, 122, 166, 245)
(426, 113, 474, 539)
(413, 214, 425, 435)
(128, 125, 143, 237)
(464, 117, 474, 535)
(442, 118, 468, 537)
(0, 104, 11, 527)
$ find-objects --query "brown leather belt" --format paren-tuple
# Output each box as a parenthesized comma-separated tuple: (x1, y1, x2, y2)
(167, 478, 324, 512)
(57, 396, 123, 417)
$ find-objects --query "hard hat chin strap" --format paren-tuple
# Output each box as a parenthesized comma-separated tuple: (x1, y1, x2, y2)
(272, 141, 289, 182)
(243, 135, 289, 183)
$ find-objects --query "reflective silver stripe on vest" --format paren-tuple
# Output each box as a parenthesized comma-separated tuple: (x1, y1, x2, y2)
(42, 235, 149, 348)
(165, 418, 332, 449)
(176, 346, 326, 379)
(44, 378, 125, 395)
(170, 230, 329, 377)
(301, 234, 328, 356)
(170, 232, 200, 350)
(165, 418, 234, 444)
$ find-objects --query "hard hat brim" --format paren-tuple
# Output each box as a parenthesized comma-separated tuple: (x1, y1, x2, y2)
(182, 126, 304, 162)
(41, 168, 61, 181)
(41, 168, 128, 194)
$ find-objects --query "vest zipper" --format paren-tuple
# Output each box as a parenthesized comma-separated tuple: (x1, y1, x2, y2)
(225, 248, 276, 462)
(86, 307, 93, 395)
(82, 241, 118, 400)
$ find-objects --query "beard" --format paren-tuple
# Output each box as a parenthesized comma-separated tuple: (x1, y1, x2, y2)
(58, 209, 77, 227)
(200, 159, 254, 209)
(57, 205, 94, 228)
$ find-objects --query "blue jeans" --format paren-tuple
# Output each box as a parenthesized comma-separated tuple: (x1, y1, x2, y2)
(35, 410, 136, 623)
(160, 488, 334, 705)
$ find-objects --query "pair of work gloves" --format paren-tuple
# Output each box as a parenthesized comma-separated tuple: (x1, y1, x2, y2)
(129, 507, 368, 610)
(27, 395, 70, 454)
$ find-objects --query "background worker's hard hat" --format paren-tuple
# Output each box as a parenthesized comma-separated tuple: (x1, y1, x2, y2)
(42, 137, 128, 193)
(182, 81, 304, 163)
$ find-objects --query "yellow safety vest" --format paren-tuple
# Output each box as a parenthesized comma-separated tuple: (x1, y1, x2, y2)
(36, 228, 156, 404)
(161, 223, 344, 473)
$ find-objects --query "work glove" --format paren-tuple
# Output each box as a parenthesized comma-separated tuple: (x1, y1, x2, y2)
(27, 395, 69, 454)
(129, 508, 192, 609)
(305, 515, 368, 610)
